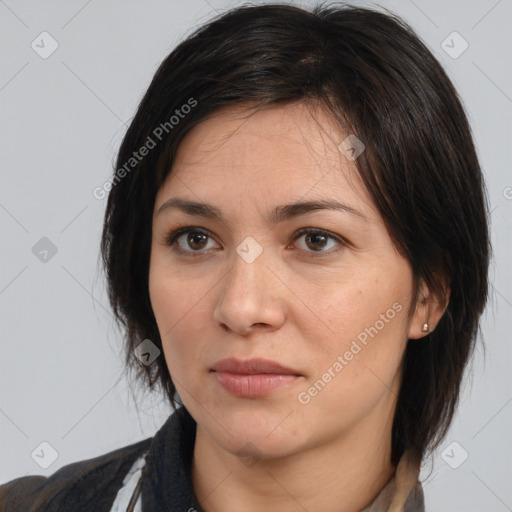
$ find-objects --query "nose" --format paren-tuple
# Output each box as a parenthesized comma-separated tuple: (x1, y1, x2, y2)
(213, 244, 287, 336)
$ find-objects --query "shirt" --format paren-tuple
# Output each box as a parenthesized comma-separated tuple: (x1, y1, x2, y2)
(0, 406, 425, 511)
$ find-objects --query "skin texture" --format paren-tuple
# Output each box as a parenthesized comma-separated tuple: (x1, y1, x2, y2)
(149, 102, 447, 512)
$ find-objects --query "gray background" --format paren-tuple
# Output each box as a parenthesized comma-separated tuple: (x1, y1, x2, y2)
(0, 0, 511, 510)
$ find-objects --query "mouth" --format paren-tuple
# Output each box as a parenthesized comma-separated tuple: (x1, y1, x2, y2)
(210, 357, 302, 397)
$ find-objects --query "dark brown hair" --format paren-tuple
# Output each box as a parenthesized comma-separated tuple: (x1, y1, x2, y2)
(100, 2, 491, 465)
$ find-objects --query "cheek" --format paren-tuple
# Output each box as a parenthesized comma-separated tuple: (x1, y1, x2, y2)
(301, 267, 410, 394)
(305, 269, 407, 348)
(149, 255, 199, 368)
(149, 246, 202, 330)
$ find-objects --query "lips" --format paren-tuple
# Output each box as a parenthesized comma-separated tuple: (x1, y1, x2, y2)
(211, 357, 300, 376)
(211, 357, 302, 397)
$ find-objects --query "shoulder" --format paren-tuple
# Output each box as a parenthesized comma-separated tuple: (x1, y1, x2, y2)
(0, 436, 152, 512)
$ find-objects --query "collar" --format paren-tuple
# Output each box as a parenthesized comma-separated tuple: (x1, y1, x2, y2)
(140, 406, 201, 511)
(361, 451, 425, 511)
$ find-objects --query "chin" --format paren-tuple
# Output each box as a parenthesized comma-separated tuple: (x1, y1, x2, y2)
(195, 400, 303, 454)
(226, 429, 303, 462)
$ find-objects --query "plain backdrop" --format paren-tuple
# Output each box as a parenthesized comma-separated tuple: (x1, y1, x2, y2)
(0, 0, 511, 510)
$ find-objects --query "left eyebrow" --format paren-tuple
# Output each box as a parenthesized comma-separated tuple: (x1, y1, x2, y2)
(156, 197, 368, 226)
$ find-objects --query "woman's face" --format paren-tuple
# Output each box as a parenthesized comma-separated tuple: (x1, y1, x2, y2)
(149, 103, 427, 460)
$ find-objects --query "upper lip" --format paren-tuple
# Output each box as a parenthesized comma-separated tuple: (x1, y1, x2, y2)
(211, 357, 301, 375)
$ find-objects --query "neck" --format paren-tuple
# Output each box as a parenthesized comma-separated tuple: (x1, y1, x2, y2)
(191, 406, 397, 512)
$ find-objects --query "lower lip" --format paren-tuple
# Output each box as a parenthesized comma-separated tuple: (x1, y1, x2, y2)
(213, 371, 300, 397)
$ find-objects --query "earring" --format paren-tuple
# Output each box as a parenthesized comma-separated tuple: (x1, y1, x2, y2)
(421, 323, 429, 333)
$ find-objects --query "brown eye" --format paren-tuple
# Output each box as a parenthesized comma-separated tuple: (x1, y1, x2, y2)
(185, 231, 209, 250)
(165, 227, 219, 255)
(304, 232, 328, 251)
(292, 228, 345, 256)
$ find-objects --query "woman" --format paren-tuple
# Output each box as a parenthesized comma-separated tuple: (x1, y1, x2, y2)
(0, 2, 490, 511)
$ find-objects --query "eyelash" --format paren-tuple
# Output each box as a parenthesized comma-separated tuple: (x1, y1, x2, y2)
(162, 225, 346, 258)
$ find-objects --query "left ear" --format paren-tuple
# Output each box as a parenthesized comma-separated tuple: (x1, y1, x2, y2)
(408, 278, 450, 339)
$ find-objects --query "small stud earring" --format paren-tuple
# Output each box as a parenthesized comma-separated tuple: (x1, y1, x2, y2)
(421, 323, 429, 333)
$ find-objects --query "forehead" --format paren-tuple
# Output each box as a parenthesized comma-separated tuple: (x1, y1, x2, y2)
(155, 103, 376, 217)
